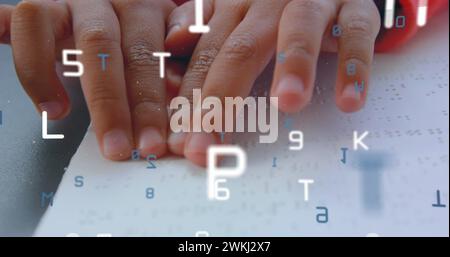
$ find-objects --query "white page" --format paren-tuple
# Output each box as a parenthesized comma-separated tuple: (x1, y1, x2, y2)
(35, 12, 449, 237)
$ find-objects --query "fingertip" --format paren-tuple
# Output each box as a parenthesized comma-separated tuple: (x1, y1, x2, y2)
(336, 85, 365, 113)
(138, 127, 167, 158)
(38, 100, 70, 120)
(102, 129, 133, 161)
(168, 131, 187, 156)
(184, 132, 217, 167)
(272, 74, 310, 113)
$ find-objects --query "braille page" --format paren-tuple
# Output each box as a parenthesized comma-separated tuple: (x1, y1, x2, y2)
(35, 12, 449, 237)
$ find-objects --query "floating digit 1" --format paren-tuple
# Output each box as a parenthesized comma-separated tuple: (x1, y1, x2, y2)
(417, 0, 428, 27)
(384, 0, 396, 29)
(189, 0, 210, 33)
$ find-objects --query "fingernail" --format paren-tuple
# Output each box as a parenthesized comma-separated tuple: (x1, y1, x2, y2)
(103, 129, 132, 159)
(274, 74, 305, 113)
(167, 24, 181, 39)
(342, 84, 361, 101)
(39, 101, 64, 119)
(184, 133, 217, 166)
(168, 132, 187, 155)
(185, 132, 216, 154)
(139, 127, 165, 156)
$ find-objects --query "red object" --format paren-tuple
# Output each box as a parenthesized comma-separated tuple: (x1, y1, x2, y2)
(375, 0, 448, 52)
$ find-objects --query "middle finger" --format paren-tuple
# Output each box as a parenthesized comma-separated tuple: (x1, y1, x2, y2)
(68, 0, 133, 160)
(112, 0, 175, 158)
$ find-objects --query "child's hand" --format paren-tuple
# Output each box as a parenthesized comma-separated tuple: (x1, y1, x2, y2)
(1, 0, 178, 161)
(165, 0, 381, 167)
(272, 0, 380, 114)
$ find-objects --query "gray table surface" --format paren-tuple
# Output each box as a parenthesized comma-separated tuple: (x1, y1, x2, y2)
(0, 0, 90, 236)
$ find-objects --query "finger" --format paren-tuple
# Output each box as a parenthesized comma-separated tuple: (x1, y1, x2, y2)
(203, 3, 283, 99)
(0, 4, 14, 44)
(183, 132, 218, 167)
(2, 3, 75, 58)
(11, 0, 71, 119)
(166, 58, 188, 101)
(335, 0, 380, 112)
(112, 0, 174, 158)
(68, 0, 133, 160)
(168, 2, 249, 156)
(165, 0, 214, 57)
(271, 0, 338, 113)
(183, 3, 286, 166)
